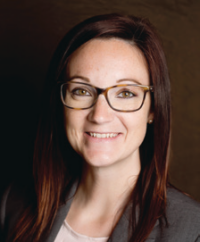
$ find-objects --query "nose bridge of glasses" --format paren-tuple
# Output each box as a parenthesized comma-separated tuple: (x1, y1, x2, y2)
(95, 86, 107, 95)
(94, 86, 109, 101)
(91, 86, 111, 109)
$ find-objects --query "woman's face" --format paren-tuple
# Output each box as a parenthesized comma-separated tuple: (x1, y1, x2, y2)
(64, 38, 153, 169)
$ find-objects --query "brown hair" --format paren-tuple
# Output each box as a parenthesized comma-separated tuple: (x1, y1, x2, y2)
(13, 13, 171, 242)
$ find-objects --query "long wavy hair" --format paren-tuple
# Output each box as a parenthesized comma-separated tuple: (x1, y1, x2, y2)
(13, 13, 171, 242)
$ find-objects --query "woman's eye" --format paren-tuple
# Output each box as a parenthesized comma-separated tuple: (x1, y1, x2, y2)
(72, 89, 91, 96)
(117, 91, 135, 98)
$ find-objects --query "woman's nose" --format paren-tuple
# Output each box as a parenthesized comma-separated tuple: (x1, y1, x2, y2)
(87, 95, 114, 124)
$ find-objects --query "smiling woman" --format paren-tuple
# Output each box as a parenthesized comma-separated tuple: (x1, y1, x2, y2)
(64, 39, 153, 169)
(1, 13, 200, 242)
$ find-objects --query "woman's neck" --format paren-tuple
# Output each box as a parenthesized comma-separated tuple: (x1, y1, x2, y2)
(66, 155, 140, 237)
(77, 154, 140, 217)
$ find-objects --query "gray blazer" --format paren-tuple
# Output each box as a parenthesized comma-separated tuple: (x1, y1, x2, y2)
(1, 182, 200, 242)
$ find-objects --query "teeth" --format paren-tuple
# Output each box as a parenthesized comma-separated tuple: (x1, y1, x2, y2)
(89, 133, 118, 138)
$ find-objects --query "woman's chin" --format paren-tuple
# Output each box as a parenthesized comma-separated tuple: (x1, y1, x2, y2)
(82, 151, 118, 168)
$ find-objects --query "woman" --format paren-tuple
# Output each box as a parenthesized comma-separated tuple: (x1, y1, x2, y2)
(1, 13, 200, 242)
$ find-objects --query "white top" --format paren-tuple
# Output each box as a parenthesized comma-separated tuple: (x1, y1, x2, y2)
(54, 220, 109, 242)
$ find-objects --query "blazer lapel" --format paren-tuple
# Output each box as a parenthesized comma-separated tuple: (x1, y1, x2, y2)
(43, 181, 78, 242)
(145, 220, 160, 242)
(108, 210, 130, 242)
(108, 204, 160, 242)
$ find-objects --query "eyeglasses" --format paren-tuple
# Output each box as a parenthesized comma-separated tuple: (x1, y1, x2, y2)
(60, 81, 153, 112)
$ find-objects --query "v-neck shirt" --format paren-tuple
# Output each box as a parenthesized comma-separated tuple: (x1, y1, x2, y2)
(54, 220, 109, 242)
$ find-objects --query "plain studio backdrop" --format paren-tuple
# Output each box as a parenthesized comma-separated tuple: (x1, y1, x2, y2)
(0, 0, 200, 201)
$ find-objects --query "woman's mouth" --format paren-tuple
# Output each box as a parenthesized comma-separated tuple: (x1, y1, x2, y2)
(88, 132, 119, 138)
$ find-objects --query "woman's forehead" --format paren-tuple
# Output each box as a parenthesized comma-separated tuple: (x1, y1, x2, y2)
(66, 38, 150, 87)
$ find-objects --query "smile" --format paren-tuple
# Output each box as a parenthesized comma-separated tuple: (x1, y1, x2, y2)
(89, 133, 118, 138)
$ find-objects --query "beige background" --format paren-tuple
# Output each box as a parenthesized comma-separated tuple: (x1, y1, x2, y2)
(0, 0, 200, 200)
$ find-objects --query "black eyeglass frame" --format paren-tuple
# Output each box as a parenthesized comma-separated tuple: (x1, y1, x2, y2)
(60, 81, 154, 112)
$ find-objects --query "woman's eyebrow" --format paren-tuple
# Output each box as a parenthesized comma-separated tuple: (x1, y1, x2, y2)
(68, 75, 90, 82)
(68, 76, 142, 85)
(116, 78, 142, 85)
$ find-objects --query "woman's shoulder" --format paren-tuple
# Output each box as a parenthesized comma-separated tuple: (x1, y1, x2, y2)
(0, 180, 35, 241)
(166, 186, 200, 215)
(163, 186, 200, 241)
